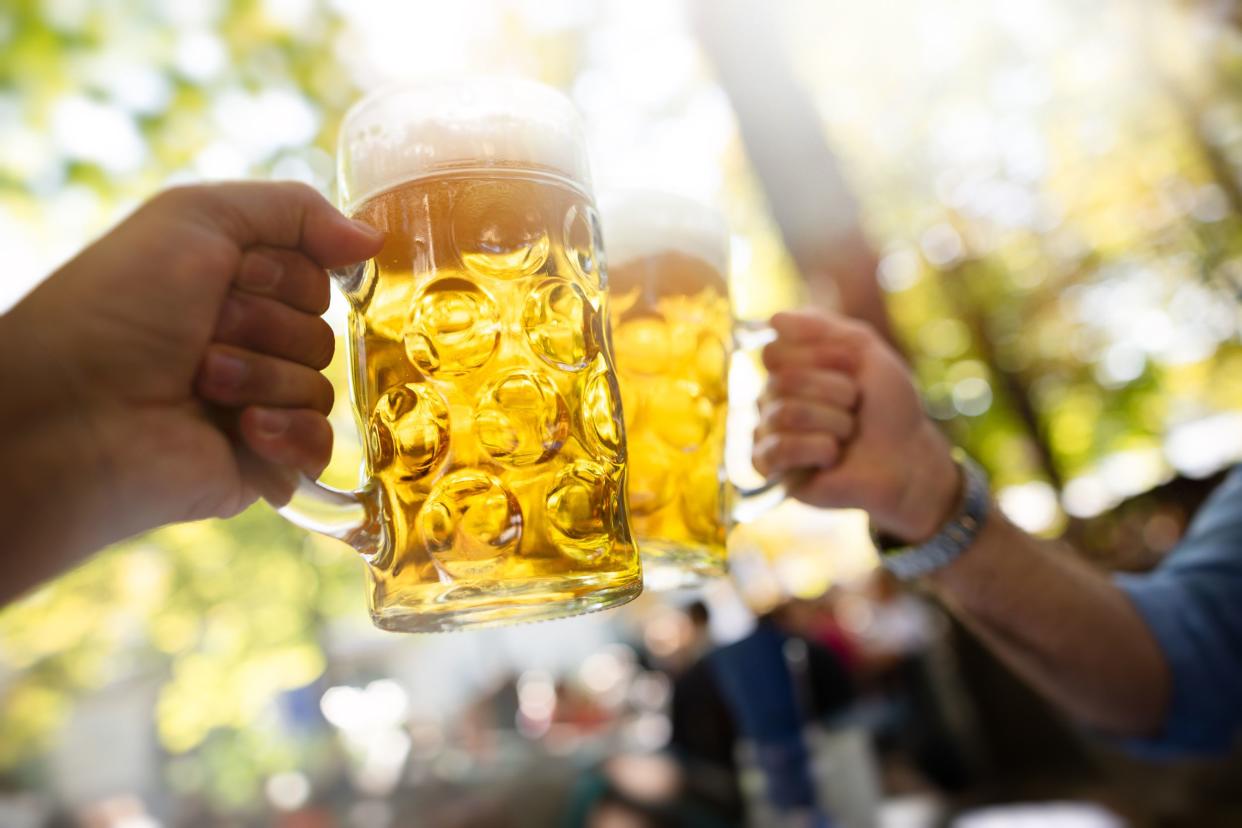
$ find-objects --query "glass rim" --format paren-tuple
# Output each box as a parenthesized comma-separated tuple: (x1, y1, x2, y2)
(598, 188, 731, 275)
(336, 75, 591, 211)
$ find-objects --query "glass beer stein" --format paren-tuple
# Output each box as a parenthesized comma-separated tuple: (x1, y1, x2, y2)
(601, 191, 790, 590)
(277, 79, 642, 632)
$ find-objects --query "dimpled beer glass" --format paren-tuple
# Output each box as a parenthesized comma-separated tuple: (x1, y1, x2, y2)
(602, 191, 787, 590)
(278, 80, 642, 632)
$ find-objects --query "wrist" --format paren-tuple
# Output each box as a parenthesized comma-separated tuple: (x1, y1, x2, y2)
(886, 423, 962, 544)
(873, 451, 991, 581)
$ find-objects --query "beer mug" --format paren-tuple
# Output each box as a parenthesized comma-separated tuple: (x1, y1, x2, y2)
(601, 191, 792, 590)
(277, 79, 642, 632)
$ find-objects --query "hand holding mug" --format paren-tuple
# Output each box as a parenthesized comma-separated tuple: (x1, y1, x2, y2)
(753, 309, 960, 544)
(0, 181, 382, 601)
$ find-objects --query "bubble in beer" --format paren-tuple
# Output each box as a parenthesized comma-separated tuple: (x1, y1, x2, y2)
(522, 278, 594, 371)
(367, 383, 451, 477)
(404, 278, 500, 375)
(564, 203, 603, 285)
(694, 332, 729, 402)
(546, 460, 618, 561)
(355, 322, 424, 408)
(454, 182, 550, 279)
(613, 317, 671, 375)
(419, 470, 523, 578)
(580, 360, 623, 461)
(649, 379, 715, 451)
(474, 370, 569, 466)
(682, 460, 726, 540)
(625, 434, 675, 516)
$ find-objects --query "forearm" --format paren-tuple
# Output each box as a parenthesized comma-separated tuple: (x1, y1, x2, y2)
(0, 422, 114, 602)
(0, 300, 115, 603)
(928, 509, 1169, 736)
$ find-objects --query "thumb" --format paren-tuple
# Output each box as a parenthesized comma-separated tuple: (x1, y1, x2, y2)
(177, 181, 385, 268)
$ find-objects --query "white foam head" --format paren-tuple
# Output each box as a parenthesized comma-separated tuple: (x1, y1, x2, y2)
(599, 190, 730, 274)
(338, 78, 592, 211)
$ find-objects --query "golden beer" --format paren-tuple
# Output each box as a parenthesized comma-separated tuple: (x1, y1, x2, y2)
(603, 193, 733, 588)
(279, 80, 642, 631)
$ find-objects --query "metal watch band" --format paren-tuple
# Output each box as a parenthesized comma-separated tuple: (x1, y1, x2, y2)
(873, 452, 991, 581)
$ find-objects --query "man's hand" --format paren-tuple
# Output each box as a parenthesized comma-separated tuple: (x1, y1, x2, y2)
(0, 182, 383, 595)
(753, 309, 960, 543)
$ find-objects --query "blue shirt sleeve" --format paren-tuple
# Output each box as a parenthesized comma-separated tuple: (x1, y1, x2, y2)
(1114, 464, 1242, 758)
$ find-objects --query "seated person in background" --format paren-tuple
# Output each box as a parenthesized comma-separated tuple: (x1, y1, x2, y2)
(752, 308, 1242, 758)
(669, 601, 853, 825)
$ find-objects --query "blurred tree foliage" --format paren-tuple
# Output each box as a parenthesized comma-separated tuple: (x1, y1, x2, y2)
(1, 0, 1241, 813)
(783, 0, 1242, 497)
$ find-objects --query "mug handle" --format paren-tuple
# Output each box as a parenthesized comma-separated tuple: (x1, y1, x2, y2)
(265, 262, 384, 560)
(276, 477, 382, 558)
(729, 319, 814, 523)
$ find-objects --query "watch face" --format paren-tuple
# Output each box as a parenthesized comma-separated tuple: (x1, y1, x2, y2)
(871, 528, 913, 557)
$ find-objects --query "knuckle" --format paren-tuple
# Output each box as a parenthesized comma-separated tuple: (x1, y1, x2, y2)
(768, 400, 800, 430)
(826, 410, 852, 439)
(838, 378, 861, 408)
(773, 400, 814, 431)
(769, 370, 801, 396)
(164, 232, 235, 283)
(152, 184, 202, 211)
(773, 441, 801, 469)
(818, 436, 841, 463)
(810, 314, 835, 334)
(280, 181, 328, 212)
(835, 314, 868, 338)
(846, 321, 878, 350)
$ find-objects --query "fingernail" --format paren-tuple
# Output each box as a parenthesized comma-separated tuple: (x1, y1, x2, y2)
(253, 407, 290, 438)
(239, 253, 282, 290)
(205, 351, 248, 389)
(349, 218, 384, 240)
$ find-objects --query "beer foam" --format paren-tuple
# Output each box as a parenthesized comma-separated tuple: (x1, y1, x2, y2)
(599, 190, 730, 274)
(339, 78, 592, 210)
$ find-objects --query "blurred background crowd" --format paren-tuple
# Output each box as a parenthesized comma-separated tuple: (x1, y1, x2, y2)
(3, 0, 1242, 825)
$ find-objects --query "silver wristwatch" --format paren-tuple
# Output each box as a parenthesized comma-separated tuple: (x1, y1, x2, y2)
(872, 450, 991, 580)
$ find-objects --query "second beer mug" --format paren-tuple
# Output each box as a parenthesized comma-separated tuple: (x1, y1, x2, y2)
(278, 79, 642, 632)
(602, 191, 790, 590)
